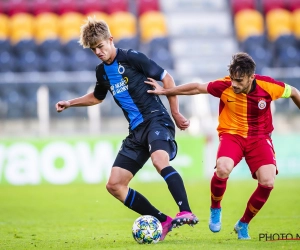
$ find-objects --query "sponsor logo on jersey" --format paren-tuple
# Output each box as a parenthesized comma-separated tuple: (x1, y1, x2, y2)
(110, 77, 129, 96)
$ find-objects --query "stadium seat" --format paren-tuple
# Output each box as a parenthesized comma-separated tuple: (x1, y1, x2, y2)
(59, 12, 85, 43)
(85, 11, 110, 24)
(0, 39, 11, 53)
(10, 13, 35, 44)
(7, 0, 29, 16)
(38, 38, 62, 56)
(240, 35, 266, 53)
(230, 0, 256, 15)
(65, 49, 94, 71)
(273, 34, 297, 53)
(13, 39, 36, 56)
(62, 38, 82, 55)
(234, 9, 264, 42)
(0, 1, 9, 14)
(31, 0, 55, 15)
(137, 0, 160, 16)
(1, 84, 26, 118)
(276, 45, 300, 67)
(289, 0, 300, 11)
(106, 0, 129, 14)
(246, 46, 273, 73)
(0, 14, 9, 39)
(150, 48, 174, 70)
(15, 50, 41, 72)
(57, 0, 79, 15)
(139, 11, 168, 43)
(79, 0, 106, 15)
(266, 9, 293, 41)
(115, 37, 139, 50)
(292, 9, 300, 39)
(0, 50, 15, 72)
(34, 13, 60, 44)
(109, 11, 137, 42)
(261, 0, 286, 14)
(40, 50, 68, 72)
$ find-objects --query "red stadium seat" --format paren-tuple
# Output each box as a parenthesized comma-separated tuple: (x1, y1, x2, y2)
(57, 0, 79, 15)
(31, 0, 55, 15)
(261, 0, 286, 14)
(288, 0, 300, 11)
(234, 9, 264, 41)
(230, 0, 256, 15)
(106, 0, 129, 14)
(137, 0, 160, 16)
(0, 1, 9, 15)
(7, 0, 29, 16)
(79, 0, 106, 15)
(266, 8, 293, 41)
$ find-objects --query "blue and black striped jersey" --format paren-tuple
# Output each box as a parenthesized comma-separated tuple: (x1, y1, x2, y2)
(94, 48, 170, 130)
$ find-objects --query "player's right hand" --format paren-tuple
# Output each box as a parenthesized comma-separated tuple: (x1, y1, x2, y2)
(56, 100, 70, 112)
(145, 78, 165, 95)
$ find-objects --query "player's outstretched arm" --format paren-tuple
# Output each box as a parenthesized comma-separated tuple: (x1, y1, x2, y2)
(290, 86, 300, 109)
(145, 78, 209, 96)
(56, 92, 102, 112)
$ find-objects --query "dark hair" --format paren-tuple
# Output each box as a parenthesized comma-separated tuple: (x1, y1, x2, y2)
(228, 52, 256, 77)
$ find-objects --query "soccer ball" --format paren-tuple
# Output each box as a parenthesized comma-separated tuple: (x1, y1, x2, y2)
(132, 215, 162, 244)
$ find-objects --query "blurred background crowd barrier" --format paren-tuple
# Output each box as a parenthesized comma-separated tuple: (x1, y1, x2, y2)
(0, 0, 300, 184)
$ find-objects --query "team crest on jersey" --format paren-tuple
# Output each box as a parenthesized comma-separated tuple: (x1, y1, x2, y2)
(118, 64, 125, 74)
(258, 98, 266, 110)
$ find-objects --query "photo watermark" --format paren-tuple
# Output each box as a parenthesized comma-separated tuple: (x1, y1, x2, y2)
(259, 233, 300, 241)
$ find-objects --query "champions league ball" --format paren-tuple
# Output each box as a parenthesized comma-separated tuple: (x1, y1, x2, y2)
(132, 215, 162, 244)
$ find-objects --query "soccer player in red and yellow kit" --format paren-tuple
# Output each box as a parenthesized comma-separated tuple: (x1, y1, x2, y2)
(145, 52, 300, 239)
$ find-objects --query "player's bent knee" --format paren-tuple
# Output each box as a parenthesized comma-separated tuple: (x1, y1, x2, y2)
(216, 165, 231, 178)
(259, 178, 275, 187)
(106, 181, 121, 196)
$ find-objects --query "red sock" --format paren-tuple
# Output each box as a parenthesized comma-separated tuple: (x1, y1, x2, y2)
(210, 172, 228, 208)
(240, 183, 273, 223)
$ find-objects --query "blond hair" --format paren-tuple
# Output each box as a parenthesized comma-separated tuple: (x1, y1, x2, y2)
(78, 16, 111, 48)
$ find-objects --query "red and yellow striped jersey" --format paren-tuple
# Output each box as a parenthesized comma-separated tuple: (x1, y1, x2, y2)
(207, 74, 288, 138)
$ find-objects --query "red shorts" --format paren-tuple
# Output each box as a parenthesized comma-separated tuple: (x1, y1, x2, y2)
(217, 133, 278, 179)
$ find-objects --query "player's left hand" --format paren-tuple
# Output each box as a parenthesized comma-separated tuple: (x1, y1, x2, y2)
(172, 113, 190, 130)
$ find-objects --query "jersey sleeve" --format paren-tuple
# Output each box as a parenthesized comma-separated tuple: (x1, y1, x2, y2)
(93, 81, 108, 100)
(126, 49, 165, 80)
(255, 75, 287, 100)
(207, 77, 231, 98)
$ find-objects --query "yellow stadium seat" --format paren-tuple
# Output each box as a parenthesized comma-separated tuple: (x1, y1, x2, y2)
(109, 11, 137, 41)
(10, 13, 35, 44)
(139, 11, 167, 43)
(0, 13, 9, 39)
(292, 9, 300, 38)
(59, 12, 85, 43)
(34, 13, 60, 43)
(266, 8, 293, 41)
(85, 11, 110, 24)
(234, 9, 264, 41)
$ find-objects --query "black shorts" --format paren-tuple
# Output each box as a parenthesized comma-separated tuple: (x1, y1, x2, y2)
(113, 114, 177, 175)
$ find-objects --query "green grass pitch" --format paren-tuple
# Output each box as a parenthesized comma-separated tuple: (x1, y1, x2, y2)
(0, 179, 299, 249)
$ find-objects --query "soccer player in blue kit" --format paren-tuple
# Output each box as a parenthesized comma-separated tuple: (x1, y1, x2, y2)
(55, 17, 198, 240)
